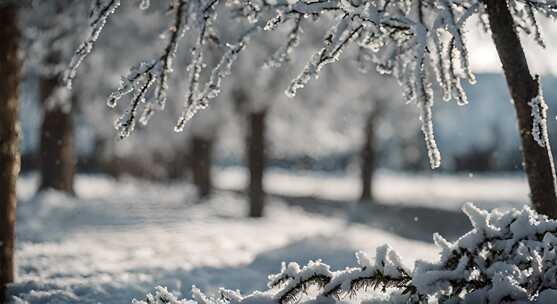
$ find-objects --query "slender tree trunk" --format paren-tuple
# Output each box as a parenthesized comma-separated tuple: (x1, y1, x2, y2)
(247, 110, 266, 218)
(190, 135, 213, 199)
(38, 77, 75, 194)
(0, 5, 21, 301)
(360, 113, 376, 202)
(484, 0, 557, 217)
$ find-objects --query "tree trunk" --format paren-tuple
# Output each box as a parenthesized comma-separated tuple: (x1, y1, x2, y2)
(190, 135, 213, 199)
(38, 76, 75, 194)
(360, 113, 376, 202)
(484, 0, 557, 217)
(0, 5, 21, 301)
(247, 110, 266, 218)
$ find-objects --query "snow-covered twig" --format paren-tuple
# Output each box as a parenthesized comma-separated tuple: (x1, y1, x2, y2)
(63, 0, 120, 89)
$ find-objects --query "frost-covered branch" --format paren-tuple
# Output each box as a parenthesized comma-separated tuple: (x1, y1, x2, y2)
(107, 0, 193, 137)
(263, 0, 476, 168)
(63, 0, 120, 89)
(105, 0, 261, 138)
(66, 0, 557, 167)
(263, 13, 303, 68)
(142, 0, 191, 122)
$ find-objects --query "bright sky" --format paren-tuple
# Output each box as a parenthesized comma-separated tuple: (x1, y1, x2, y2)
(466, 18, 557, 76)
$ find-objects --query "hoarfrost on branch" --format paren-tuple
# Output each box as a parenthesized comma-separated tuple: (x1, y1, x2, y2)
(66, 0, 557, 166)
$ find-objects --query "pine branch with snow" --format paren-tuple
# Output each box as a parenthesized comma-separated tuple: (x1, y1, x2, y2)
(132, 286, 193, 304)
(133, 203, 557, 303)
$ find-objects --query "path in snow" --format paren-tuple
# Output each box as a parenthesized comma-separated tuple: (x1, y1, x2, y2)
(12, 173, 437, 304)
(217, 167, 530, 242)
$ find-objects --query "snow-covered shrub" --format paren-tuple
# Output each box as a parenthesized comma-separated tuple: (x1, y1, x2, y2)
(132, 286, 193, 304)
(133, 203, 557, 303)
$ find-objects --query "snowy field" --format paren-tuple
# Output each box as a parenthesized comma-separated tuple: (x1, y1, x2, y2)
(10, 169, 530, 303)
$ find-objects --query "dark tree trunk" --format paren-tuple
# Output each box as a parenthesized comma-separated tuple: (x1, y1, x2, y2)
(38, 76, 75, 194)
(247, 110, 266, 218)
(360, 113, 376, 202)
(485, 0, 557, 217)
(190, 136, 213, 199)
(0, 5, 21, 301)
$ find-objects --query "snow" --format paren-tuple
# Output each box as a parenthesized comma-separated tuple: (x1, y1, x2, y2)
(12, 172, 438, 303)
(410, 203, 557, 302)
(528, 81, 550, 148)
(215, 167, 529, 211)
(11, 168, 537, 303)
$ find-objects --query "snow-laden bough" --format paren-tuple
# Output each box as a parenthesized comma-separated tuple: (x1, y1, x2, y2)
(65, 0, 557, 166)
(133, 203, 557, 303)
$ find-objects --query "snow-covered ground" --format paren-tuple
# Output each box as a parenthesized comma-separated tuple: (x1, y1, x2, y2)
(10, 169, 530, 303)
(217, 167, 529, 211)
